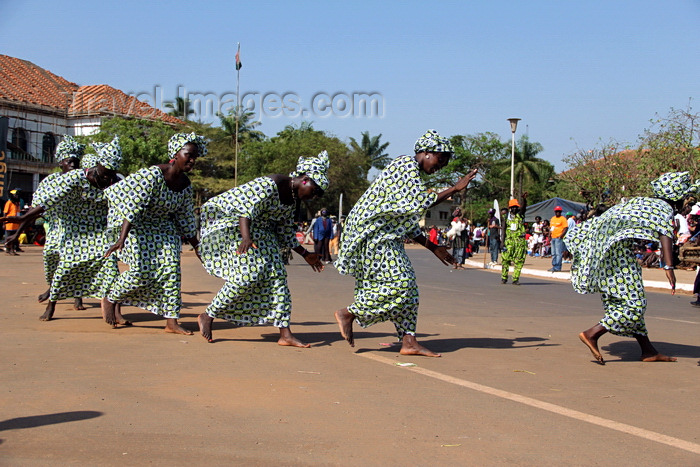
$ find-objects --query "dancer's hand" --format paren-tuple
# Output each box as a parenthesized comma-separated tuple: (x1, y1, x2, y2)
(104, 239, 125, 257)
(432, 246, 455, 266)
(304, 252, 325, 272)
(665, 268, 676, 294)
(237, 237, 257, 254)
(453, 168, 479, 191)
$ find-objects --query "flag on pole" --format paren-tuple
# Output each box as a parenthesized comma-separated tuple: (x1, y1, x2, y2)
(235, 43, 242, 70)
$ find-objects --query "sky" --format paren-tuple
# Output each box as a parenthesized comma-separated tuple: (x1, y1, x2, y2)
(2, 0, 699, 171)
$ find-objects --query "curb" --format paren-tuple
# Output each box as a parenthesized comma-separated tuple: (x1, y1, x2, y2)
(462, 259, 695, 293)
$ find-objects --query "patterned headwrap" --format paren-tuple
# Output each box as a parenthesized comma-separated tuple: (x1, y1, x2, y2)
(650, 171, 700, 201)
(168, 132, 208, 159)
(90, 136, 122, 171)
(55, 135, 85, 161)
(80, 153, 98, 169)
(414, 129, 454, 154)
(290, 150, 330, 191)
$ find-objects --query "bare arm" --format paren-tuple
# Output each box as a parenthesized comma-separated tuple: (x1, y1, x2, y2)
(413, 232, 455, 266)
(237, 217, 257, 254)
(292, 244, 325, 272)
(3, 206, 46, 247)
(105, 219, 132, 257)
(659, 234, 676, 291)
(432, 168, 479, 207)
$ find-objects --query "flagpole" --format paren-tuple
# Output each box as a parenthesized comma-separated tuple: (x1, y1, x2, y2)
(235, 42, 240, 187)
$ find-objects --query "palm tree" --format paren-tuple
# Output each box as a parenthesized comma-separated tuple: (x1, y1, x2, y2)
(495, 135, 548, 199)
(164, 97, 195, 120)
(217, 107, 265, 147)
(349, 131, 390, 179)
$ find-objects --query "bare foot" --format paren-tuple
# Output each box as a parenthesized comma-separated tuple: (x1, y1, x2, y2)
(38, 289, 50, 303)
(278, 328, 311, 348)
(114, 304, 131, 326)
(164, 318, 193, 335)
(579, 331, 605, 365)
(101, 298, 117, 327)
(197, 313, 214, 343)
(641, 354, 677, 362)
(334, 308, 355, 347)
(400, 335, 441, 357)
(73, 297, 86, 310)
(39, 302, 56, 321)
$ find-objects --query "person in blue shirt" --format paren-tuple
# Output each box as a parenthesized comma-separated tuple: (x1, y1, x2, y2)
(312, 208, 334, 263)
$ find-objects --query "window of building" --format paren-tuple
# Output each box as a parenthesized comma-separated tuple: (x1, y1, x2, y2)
(42, 133, 56, 163)
(425, 211, 431, 218)
(11, 127, 28, 159)
(439, 211, 449, 220)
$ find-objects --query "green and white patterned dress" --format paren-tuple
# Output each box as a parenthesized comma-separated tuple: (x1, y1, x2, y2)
(199, 176, 299, 327)
(566, 197, 673, 337)
(336, 155, 436, 338)
(37, 172, 62, 286)
(32, 169, 118, 301)
(105, 166, 197, 318)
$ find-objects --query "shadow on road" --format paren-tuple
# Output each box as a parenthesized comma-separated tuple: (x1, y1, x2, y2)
(0, 411, 102, 432)
(352, 336, 555, 354)
(603, 340, 700, 361)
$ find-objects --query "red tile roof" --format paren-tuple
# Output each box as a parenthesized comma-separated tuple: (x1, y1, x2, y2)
(0, 54, 78, 110)
(0, 54, 183, 125)
(69, 84, 183, 125)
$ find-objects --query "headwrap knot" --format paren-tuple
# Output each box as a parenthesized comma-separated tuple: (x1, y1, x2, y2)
(290, 150, 330, 191)
(89, 136, 122, 171)
(650, 171, 700, 201)
(55, 135, 85, 161)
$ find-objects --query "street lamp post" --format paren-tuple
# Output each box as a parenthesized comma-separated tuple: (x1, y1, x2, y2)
(507, 118, 521, 199)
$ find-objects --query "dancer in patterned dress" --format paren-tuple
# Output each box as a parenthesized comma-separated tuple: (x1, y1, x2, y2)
(334, 130, 479, 357)
(2, 136, 123, 321)
(501, 192, 527, 285)
(102, 132, 206, 335)
(197, 151, 328, 347)
(569, 172, 699, 364)
(37, 135, 87, 310)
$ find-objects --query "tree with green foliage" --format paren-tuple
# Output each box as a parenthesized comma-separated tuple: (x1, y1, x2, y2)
(492, 135, 550, 200)
(165, 97, 195, 121)
(348, 131, 390, 179)
(636, 103, 699, 179)
(560, 104, 700, 205)
(79, 116, 177, 175)
(240, 123, 368, 219)
(217, 107, 265, 146)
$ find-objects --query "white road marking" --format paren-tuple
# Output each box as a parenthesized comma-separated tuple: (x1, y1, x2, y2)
(648, 316, 699, 325)
(359, 353, 700, 456)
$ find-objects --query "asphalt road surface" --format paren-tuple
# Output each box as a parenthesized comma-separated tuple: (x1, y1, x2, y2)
(1, 246, 699, 466)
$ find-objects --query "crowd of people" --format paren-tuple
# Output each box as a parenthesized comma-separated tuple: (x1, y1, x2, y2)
(1, 129, 698, 364)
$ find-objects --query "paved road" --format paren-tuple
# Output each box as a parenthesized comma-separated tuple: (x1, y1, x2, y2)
(1, 246, 699, 466)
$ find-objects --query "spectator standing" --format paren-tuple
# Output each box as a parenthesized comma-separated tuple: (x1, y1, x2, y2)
(451, 217, 468, 269)
(428, 225, 438, 245)
(531, 216, 544, 257)
(329, 216, 340, 255)
(487, 209, 501, 265)
(473, 223, 483, 254)
(3, 189, 22, 255)
(313, 208, 334, 263)
(549, 206, 568, 272)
